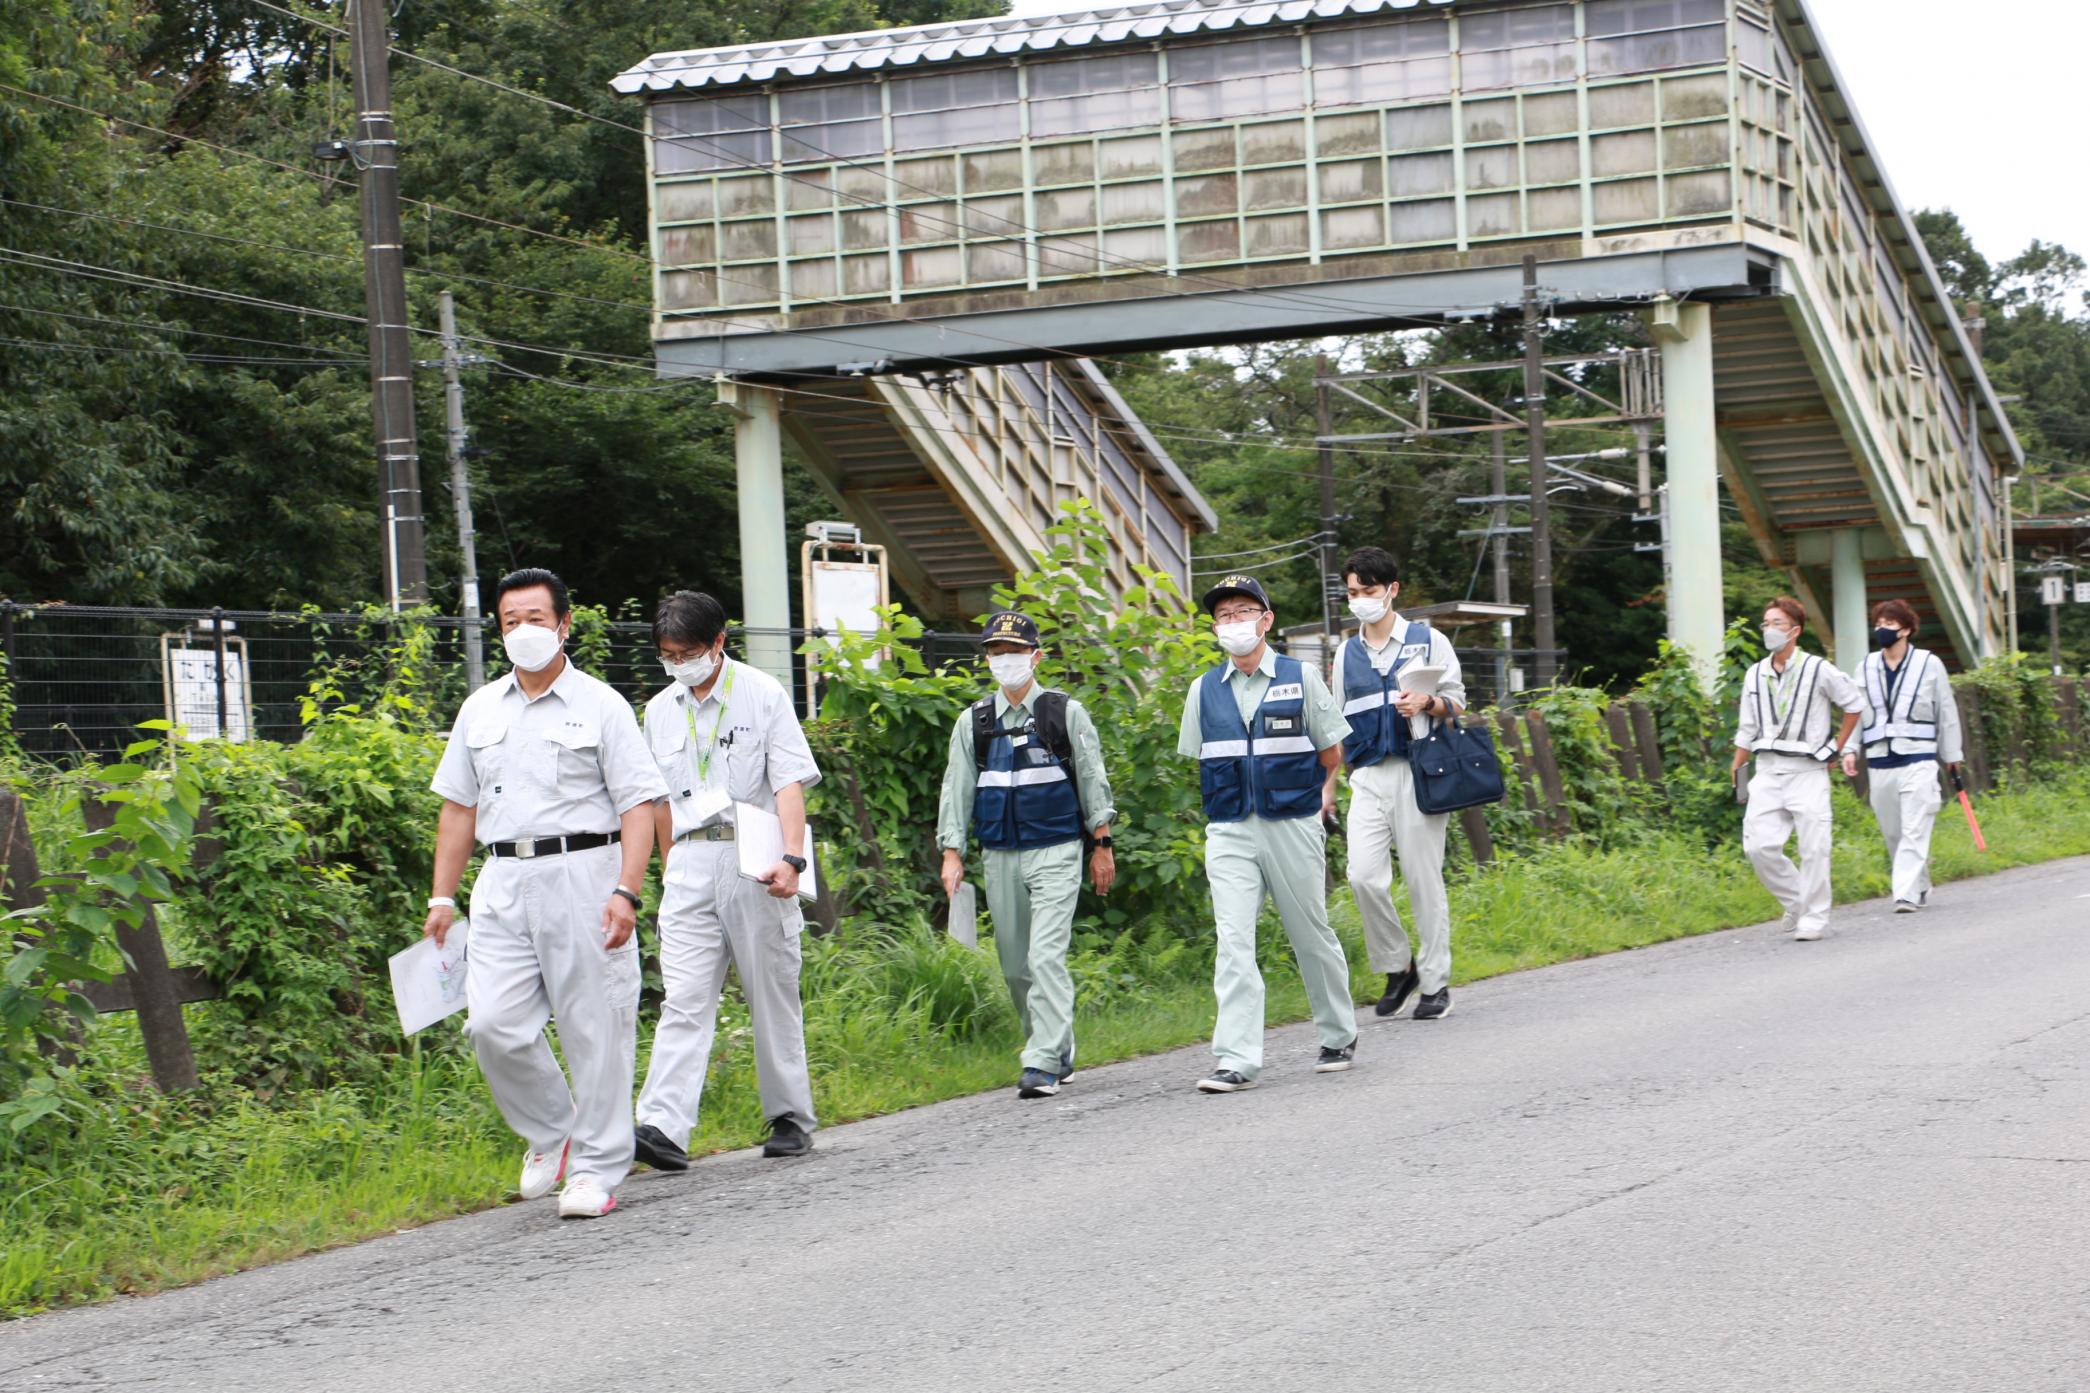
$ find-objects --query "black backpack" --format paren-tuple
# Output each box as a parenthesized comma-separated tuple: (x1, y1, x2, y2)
(971, 690, 1088, 847)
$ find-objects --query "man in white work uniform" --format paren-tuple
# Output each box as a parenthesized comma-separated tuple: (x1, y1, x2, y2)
(1177, 574, 1359, 1093)
(1730, 596, 1864, 941)
(935, 611, 1116, 1100)
(633, 591, 820, 1172)
(423, 568, 664, 1220)
(1850, 598, 1963, 913)
(1331, 547, 1467, 1021)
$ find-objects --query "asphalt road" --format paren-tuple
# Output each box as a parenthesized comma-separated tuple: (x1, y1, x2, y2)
(6, 857, 2089, 1392)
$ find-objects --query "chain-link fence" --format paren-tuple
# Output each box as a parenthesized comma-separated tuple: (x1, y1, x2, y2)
(0, 600, 1533, 758)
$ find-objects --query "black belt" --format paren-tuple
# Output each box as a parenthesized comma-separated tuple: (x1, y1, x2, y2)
(488, 830, 621, 860)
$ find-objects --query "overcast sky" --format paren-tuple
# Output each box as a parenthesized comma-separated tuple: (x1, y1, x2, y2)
(1002, 0, 2090, 265)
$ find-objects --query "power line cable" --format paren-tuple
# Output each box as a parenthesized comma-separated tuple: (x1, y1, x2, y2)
(0, 195, 649, 310)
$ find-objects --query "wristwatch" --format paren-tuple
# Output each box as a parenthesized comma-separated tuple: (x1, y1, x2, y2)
(427, 895, 456, 910)
(611, 886, 643, 912)
(1090, 836, 1114, 849)
(781, 854, 808, 874)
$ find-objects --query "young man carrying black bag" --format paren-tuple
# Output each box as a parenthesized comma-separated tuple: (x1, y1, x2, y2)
(1332, 548, 1467, 1022)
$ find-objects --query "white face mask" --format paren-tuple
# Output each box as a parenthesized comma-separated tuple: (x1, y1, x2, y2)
(1762, 626, 1795, 653)
(1214, 619, 1263, 657)
(661, 648, 719, 688)
(502, 622, 564, 673)
(1348, 595, 1390, 626)
(986, 653, 1036, 690)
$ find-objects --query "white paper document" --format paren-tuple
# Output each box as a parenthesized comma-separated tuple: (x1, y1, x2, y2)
(732, 801, 819, 902)
(1396, 663, 1447, 694)
(390, 919, 470, 1036)
(948, 882, 978, 949)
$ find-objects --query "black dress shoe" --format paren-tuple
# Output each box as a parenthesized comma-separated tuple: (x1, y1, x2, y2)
(762, 1116, 814, 1158)
(1375, 966, 1420, 1018)
(633, 1123, 689, 1173)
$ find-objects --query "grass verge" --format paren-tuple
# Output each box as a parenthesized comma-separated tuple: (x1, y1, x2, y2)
(5, 769, 2086, 1317)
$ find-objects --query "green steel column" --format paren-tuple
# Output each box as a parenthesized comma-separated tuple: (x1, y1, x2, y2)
(726, 380, 794, 686)
(1831, 528, 1868, 673)
(1654, 300, 1724, 690)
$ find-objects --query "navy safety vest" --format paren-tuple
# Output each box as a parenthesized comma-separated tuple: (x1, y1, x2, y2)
(970, 691, 1084, 851)
(1338, 621, 1433, 769)
(1196, 655, 1322, 823)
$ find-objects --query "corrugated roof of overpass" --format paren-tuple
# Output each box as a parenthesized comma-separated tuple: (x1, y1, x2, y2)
(611, 0, 1454, 93)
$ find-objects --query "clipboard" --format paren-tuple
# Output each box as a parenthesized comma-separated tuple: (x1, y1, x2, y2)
(732, 801, 819, 903)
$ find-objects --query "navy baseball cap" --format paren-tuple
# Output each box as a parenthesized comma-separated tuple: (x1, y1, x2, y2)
(981, 611, 1042, 648)
(1200, 573, 1272, 615)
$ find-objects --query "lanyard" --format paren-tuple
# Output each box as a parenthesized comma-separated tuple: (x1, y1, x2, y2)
(684, 664, 735, 786)
(1769, 659, 1797, 725)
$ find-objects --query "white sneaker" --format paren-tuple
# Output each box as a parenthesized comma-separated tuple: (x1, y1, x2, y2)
(1792, 923, 1823, 941)
(557, 1176, 617, 1220)
(1778, 911, 1797, 933)
(519, 1138, 570, 1201)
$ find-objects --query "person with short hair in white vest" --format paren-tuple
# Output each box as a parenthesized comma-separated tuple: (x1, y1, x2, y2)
(1729, 596, 1864, 941)
(935, 611, 1116, 1100)
(1849, 598, 1963, 913)
(1331, 546, 1467, 1022)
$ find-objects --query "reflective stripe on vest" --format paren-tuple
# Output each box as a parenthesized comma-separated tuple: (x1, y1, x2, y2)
(1339, 622, 1431, 769)
(973, 714, 1083, 851)
(1196, 655, 1323, 822)
(1861, 649, 1938, 751)
(1747, 653, 1838, 759)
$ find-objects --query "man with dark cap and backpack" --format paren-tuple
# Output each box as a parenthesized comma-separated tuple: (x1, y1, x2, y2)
(936, 611, 1117, 1099)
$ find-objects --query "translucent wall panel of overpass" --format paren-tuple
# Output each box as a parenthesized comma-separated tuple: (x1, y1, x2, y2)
(644, 0, 1764, 334)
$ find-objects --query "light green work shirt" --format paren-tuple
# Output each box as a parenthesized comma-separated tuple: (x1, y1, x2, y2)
(937, 684, 1116, 852)
(1174, 646, 1351, 762)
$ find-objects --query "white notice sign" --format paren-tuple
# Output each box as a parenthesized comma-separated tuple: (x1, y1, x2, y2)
(2076, 582, 2090, 605)
(167, 647, 250, 742)
(390, 919, 471, 1036)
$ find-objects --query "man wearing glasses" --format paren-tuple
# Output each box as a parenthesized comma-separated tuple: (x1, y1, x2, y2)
(1175, 574, 1360, 1093)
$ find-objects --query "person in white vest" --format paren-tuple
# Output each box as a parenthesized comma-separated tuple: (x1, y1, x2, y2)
(1847, 598, 1963, 913)
(1331, 547, 1467, 1021)
(1728, 597, 1864, 941)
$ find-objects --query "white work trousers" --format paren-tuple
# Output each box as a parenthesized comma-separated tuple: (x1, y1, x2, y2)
(1868, 762, 1942, 905)
(1345, 758, 1453, 992)
(637, 839, 816, 1151)
(1742, 756, 1835, 934)
(464, 841, 638, 1191)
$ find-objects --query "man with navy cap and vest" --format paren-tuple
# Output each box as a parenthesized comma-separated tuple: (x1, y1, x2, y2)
(937, 611, 1116, 1099)
(1176, 574, 1359, 1093)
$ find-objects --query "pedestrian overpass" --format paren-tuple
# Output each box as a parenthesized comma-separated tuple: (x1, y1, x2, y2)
(616, 0, 2023, 679)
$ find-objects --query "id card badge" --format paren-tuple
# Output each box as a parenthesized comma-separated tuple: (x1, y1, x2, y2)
(687, 788, 732, 824)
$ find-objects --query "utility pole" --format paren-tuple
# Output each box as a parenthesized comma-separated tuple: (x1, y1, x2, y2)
(436, 291, 486, 690)
(348, 0, 427, 607)
(1489, 430, 1513, 698)
(1314, 353, 1338, 652)
(1521, 254, 1557, 687)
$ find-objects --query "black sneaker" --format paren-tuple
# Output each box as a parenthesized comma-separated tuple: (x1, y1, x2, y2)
(761, 1116, 814, 1158)
(1375, 966, 1420, 1018)
(1315, 1040, 1357, 1073)
(1413, 989, 1453, 1021)
(1196, 1069, 1256, 1093)
(1017, 1068, 1061, 1098)
(632, 1123, 689, 1173)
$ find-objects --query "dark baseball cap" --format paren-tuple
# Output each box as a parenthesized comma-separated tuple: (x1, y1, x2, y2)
(981, 611, 1042, 648)
(1199, 573, 1272, 615)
